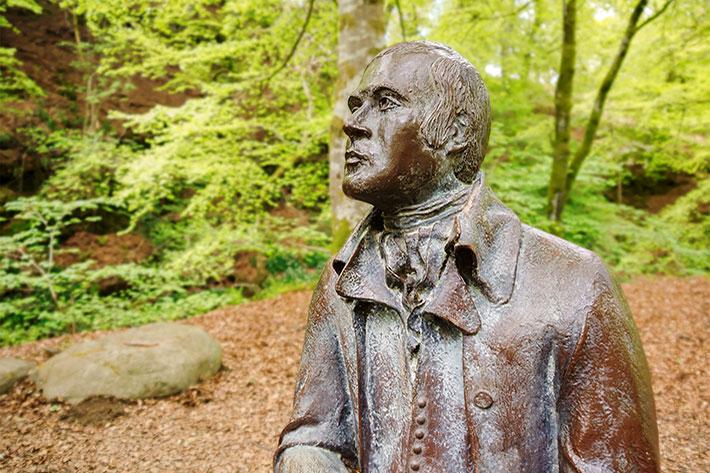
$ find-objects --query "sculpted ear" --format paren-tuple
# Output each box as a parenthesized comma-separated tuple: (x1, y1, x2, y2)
(445, 113, 469, 156)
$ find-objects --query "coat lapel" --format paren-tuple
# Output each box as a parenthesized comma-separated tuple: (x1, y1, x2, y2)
(423, 257, 481, 335)
(334, 211, 401, 312)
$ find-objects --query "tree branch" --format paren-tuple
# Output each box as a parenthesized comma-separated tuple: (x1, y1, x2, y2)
(459, 1, 533, 45)
(265, 0, 315, 82)
(456, 1, 532, 22)
(636, 0, 675, 32)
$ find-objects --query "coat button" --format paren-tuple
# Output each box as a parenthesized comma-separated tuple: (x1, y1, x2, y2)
(410, 460, 421, 471)
(412, 445, 422, 454)
(417, 398, 426, 408)
(414, 429, 425, 439)
(415, 415, 425, 425)
(474, 390, 494, 409)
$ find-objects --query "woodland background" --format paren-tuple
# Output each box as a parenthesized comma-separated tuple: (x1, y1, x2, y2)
(0, 0, 707, 346)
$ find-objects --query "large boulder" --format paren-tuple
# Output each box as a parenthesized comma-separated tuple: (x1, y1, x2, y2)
(0, 357, 36, 394)
(32, 322, 222, 404)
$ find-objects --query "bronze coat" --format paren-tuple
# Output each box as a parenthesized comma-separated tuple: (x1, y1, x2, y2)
(277, 178, 660, 472)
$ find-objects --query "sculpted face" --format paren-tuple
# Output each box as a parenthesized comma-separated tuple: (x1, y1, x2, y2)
(342, 52, 449, 211)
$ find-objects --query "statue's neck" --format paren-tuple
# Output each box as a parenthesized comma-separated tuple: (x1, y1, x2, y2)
(381, 182, 470, 231)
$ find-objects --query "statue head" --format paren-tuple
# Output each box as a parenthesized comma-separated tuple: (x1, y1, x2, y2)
(342, 41, 491, 211)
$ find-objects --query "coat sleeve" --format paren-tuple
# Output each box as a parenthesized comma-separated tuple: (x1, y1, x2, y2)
(274, 260, 359, 472)
(558, 266, 660, 472)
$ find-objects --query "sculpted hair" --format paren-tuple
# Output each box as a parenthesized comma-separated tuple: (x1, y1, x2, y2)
(374, 41, 491, 183)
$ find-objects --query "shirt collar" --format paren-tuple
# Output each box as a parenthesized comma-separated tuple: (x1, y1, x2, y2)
(381, 186, 471, 232)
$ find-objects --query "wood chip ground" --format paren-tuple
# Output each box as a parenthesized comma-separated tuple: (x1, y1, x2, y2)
(1, 276, 707, 472)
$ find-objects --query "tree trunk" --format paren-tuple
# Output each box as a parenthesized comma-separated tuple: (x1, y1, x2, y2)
(547, 0, 577, 221)
(564, 0, 650, 195)
(329, 0, 385, 247)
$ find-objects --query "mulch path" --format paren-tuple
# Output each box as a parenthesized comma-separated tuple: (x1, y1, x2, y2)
(1, 276, 707, 472)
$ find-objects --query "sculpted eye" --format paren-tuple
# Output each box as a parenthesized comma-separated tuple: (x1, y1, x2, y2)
(378, 96, 399, 111)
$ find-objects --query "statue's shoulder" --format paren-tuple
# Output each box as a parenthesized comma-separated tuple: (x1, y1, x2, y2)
(516, 223, 618, 318)
(470, 182, 611, 303)
(513, 224, 628, 357)
(519, 223, 608, 278)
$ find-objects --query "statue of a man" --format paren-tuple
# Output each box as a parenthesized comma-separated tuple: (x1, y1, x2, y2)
(275, 41, 659, 472)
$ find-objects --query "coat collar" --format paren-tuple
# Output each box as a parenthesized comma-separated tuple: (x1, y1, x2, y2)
(332, 174, 521, 334)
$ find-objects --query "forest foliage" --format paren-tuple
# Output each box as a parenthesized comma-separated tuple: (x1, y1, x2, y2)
(0, 0, 708, 345)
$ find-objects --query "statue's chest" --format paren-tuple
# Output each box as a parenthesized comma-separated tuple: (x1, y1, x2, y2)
(353, 304, 472, 472)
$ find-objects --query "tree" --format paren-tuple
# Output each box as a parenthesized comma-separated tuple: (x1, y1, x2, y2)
(547, 0, 577, 221)
(328, 0, 386, 244)
(547, 0, 676, 221)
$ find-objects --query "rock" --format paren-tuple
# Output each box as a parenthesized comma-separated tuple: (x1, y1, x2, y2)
(0, 357, 36, 394)
(32, 323, 222, 404)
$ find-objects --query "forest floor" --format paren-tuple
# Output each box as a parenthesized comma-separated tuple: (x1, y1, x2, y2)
(0, 276, 708, 472)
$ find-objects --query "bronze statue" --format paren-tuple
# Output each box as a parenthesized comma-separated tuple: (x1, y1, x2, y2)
(275, 41, 659, 472)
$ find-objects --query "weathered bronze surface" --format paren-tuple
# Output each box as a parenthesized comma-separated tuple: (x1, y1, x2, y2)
(275, 41, 659, 472)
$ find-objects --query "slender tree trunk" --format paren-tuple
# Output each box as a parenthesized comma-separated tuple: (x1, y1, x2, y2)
(328, 0, 385, 246)
(547, 0, 577, 221)
(564, 0, 650, 195)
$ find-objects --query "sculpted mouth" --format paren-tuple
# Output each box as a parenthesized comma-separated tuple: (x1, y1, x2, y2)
(345, 149, 369, 166)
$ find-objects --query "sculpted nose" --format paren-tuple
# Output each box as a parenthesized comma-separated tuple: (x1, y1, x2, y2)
(343, 119, 371, 140)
